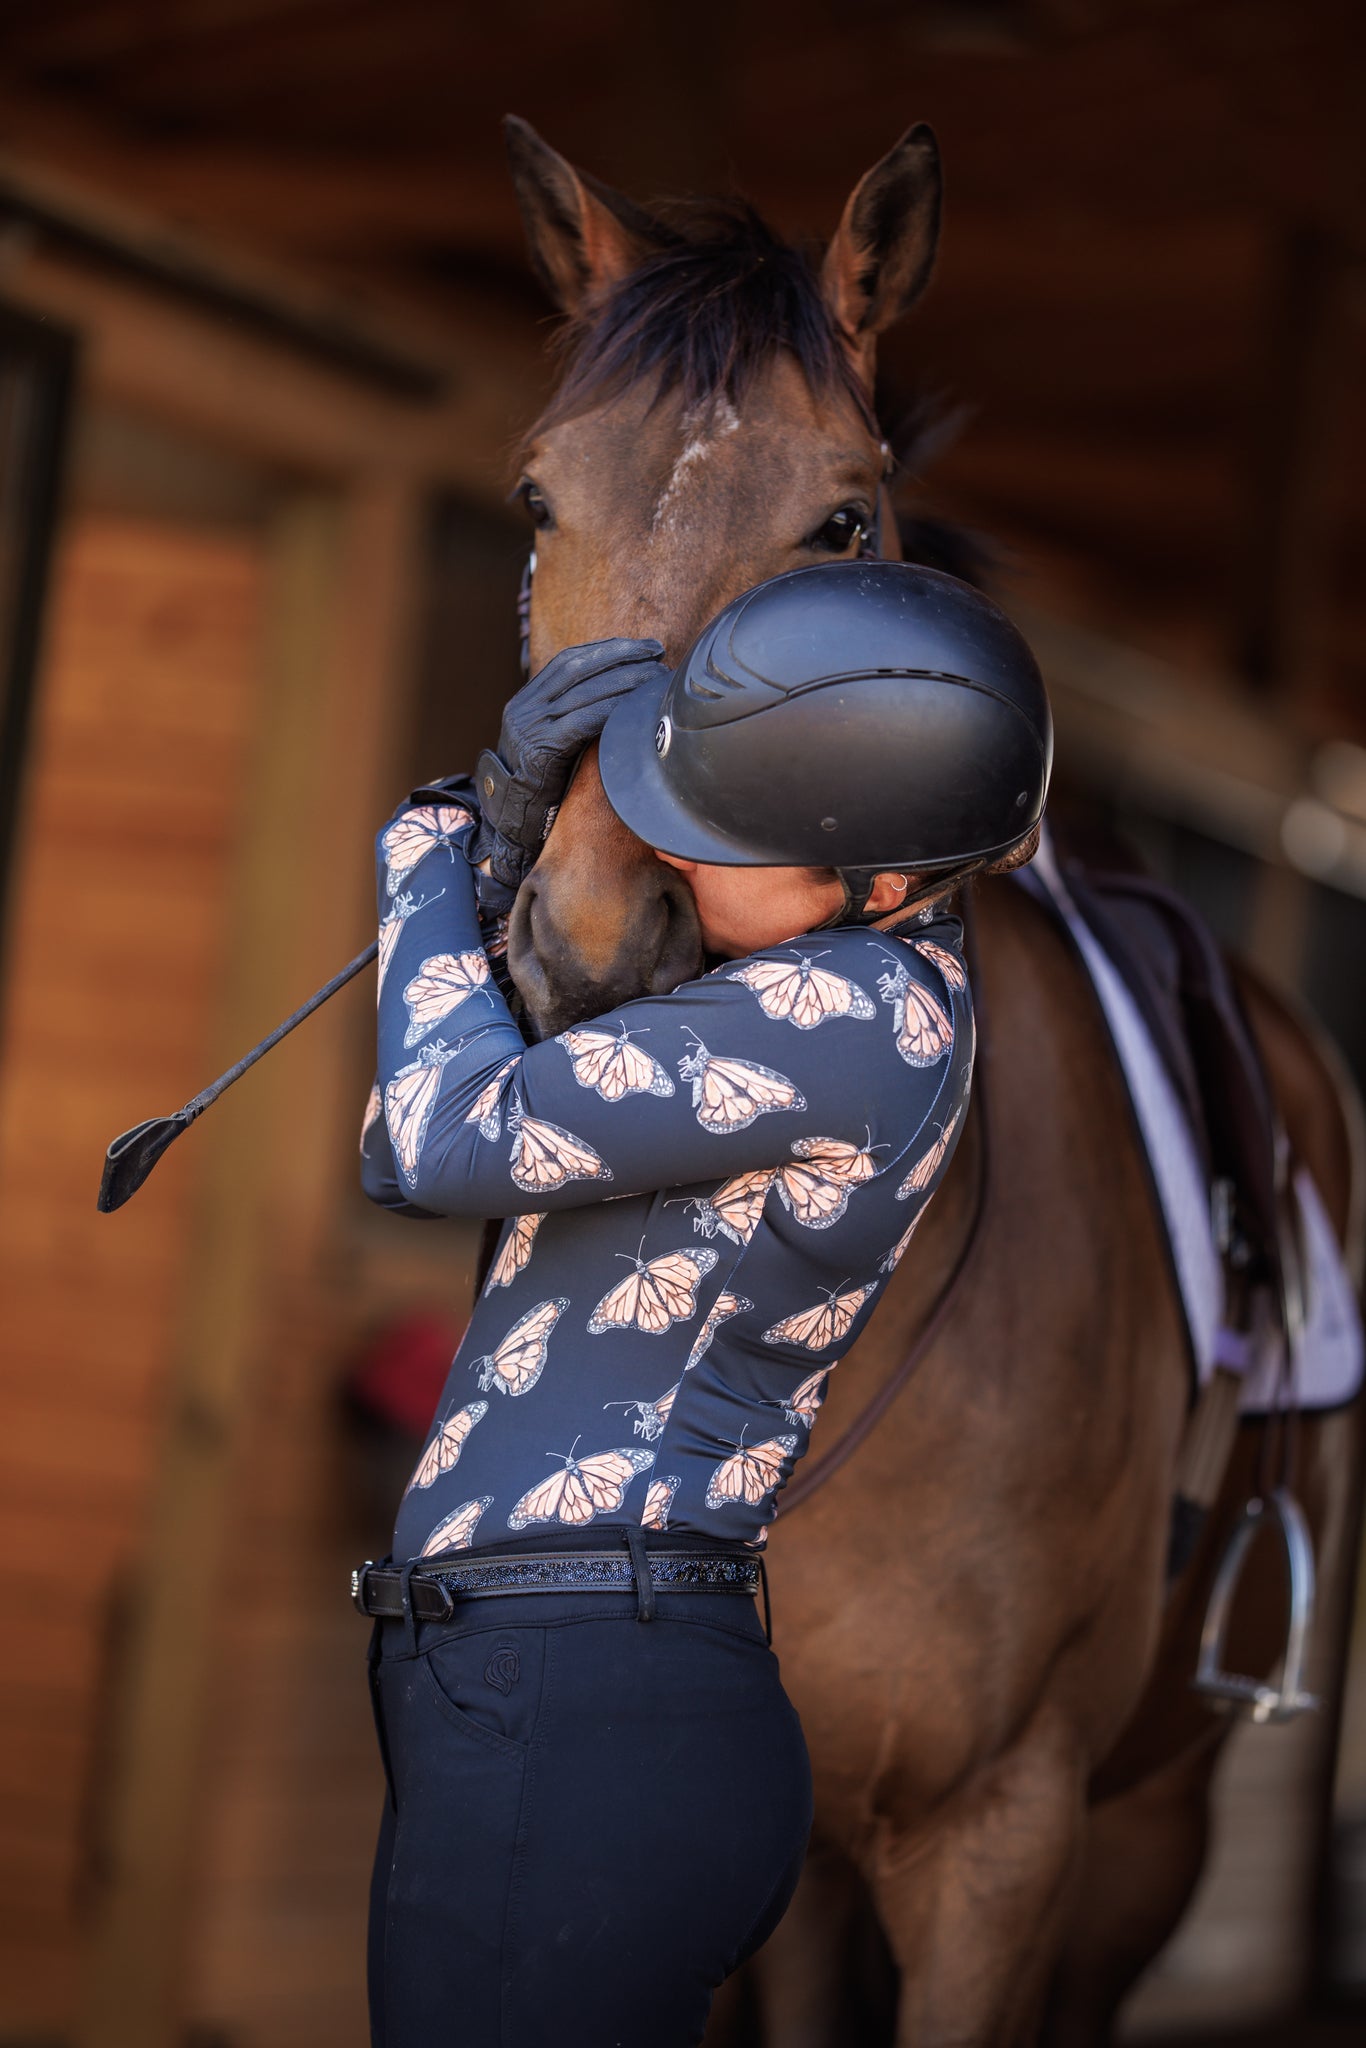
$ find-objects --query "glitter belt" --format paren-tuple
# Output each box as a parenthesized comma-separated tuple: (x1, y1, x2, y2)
(352, 1548, 762, 1622)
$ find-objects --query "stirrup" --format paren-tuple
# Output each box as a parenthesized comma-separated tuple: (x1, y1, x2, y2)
(1192, 1489, 1319, 1723)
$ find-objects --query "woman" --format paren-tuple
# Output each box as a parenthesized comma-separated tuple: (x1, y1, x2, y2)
(358, 559, 1051, 2047)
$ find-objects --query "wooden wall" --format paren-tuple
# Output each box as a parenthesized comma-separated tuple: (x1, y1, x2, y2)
(0, 509, 266, 2027)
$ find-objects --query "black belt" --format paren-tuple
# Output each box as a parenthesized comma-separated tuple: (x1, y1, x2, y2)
(352, 1547, 762, 1622)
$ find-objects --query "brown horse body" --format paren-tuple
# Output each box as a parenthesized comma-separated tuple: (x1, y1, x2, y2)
(498, 119, 1364, 2045)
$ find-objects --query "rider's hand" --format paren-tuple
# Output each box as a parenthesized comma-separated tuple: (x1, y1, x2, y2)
(474, 638, 667, 892)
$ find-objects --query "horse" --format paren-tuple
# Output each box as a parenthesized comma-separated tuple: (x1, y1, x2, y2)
(495, 115, 1365, 2046)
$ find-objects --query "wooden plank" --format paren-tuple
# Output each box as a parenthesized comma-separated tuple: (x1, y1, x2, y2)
(72, 479, 413, 2048)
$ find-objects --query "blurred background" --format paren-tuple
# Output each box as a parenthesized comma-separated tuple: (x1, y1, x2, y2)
(0, 3, 1363, 2044)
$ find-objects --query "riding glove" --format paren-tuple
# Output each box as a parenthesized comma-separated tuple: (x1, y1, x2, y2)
(474, 637, 668, 892)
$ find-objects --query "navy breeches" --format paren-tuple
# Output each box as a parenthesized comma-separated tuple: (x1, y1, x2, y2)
(366, 1586, 813, 2048)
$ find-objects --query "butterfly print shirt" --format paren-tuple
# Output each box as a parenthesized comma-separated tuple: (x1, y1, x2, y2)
(363, 797, 974, 1558)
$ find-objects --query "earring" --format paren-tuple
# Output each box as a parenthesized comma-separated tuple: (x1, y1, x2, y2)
(889, 875, 908, 894)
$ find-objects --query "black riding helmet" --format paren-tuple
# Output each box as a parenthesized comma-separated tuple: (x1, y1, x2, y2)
(597, 560, 1052, 919)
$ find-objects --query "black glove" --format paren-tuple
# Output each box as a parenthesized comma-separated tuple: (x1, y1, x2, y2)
(474, 638, 667, 891)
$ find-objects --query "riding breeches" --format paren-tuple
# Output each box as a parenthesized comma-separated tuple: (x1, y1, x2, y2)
(366, 1586, 813, 2048)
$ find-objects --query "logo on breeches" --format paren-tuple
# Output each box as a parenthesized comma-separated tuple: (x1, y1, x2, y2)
(484, 1647, 521, 1695)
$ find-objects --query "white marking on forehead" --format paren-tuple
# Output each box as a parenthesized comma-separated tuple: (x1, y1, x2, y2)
(650, 398, 742, 535)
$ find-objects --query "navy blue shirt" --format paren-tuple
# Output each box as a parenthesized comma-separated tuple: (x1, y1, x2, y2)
(361, 798, 973, 1560)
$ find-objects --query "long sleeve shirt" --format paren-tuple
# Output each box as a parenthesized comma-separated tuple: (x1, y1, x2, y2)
(361, 795, 974, 1559)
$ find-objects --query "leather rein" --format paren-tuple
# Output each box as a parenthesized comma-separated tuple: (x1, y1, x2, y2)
(775, 900, 991, 1516)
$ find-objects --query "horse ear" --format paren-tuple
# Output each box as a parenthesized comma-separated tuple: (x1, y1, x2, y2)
(504, 115, 663, 313)
(821, 125, 942, 373)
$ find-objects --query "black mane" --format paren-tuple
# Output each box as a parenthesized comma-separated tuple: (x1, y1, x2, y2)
(531, 202, 875, 436)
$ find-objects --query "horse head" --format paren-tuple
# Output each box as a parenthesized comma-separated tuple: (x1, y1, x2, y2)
(502, 115, 941, 1036)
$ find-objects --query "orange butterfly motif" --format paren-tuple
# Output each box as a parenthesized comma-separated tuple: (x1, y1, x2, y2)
(484, 1210, 546, 1293)
(686, 1291, 752, 1370)
(727, 951, 876, 1029)
(377, 887, 443, 998)
(748, 1525, 769, 1548)
(678, 1033, 806, 1133)
(640, 1474, 681, 1530)
(678, 1168, 774, 1245)
(774, 1367, 830, 1429)
(385, 1040, 461, 1187)
(402, 949, 492, 1046)
(466, 1057, 521, 1143)
(507, 1438, 655, 1531)
(774, 1135, 882, 1230)
(405, 1400, 488, 1493)
(604, 1382, 679, 1443)
(587, 1245, 718, 1336)
(359, 1082, 382, 1154)
(470, 1297, 568, 1398)
(896, 1106, 962, 1199)
(507, 1101, 611, 1195)
(879, 1211, 924, 1273)
(420, 1495, 493, 1558)
(381, 804, 473, 896)
(762, 1281, 877, 1351)
(876, 958, 953, 1067)
(704, 1432, 797, 1510)
(914, 938, 967, 993)
(558, 1025, 675, 1102)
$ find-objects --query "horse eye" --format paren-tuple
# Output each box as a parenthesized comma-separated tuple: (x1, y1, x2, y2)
(809, 504, 867, 553)
(517, 479, 553, 532)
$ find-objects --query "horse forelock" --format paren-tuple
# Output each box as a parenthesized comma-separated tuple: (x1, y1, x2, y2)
(520, 200, 876, 451)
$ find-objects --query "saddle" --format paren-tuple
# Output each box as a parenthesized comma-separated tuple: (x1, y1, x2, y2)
(1019, 826, 1297, 1582)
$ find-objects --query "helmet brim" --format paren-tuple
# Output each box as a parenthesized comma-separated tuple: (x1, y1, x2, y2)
(598, 672, 787, 866)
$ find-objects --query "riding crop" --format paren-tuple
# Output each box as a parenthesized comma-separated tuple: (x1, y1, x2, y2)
(96, 939, 378, 1213)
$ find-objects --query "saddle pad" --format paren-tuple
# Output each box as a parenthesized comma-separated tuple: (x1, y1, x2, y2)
(1017, 833, 1362, 1415)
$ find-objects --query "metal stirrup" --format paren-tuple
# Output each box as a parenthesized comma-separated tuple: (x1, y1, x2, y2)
(1192, 1489, 1319, 1723)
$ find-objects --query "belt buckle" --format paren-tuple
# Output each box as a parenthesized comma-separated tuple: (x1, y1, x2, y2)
(351, 1560, 374, 1616)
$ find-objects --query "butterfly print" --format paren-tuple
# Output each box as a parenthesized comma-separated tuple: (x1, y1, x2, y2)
(405, 1401, 488, 1493)
(402, 950, 492, 1047)
(377, 887, 442, 998)
(359, 1082, 382, 1154)
(466, 1057, 521, 1143)
(747, 1525, 769, 1548)
(685, 1291, 752, 1371)
(680, 1168, 774, 1245)
(471, 1297, 568, 1398)
(381, 804, 473, 896)
(464, 1064, 518, 1146)
(604, 1383, 678, 1443)
(507, 1441, 655, 1531)
(897, 1106, 962, 1199)
(677, 1034, 806, 1133)
(484, 1210, 546, 1293)
(762, 1282, 877, 1351)
(880, 1211, 924, 1272)
(705, 1434, 797, 1510)
(775, 1368, 830, 1429)
(774, 1135, 881, 1230)
(587, 1246, 718, 1336)
(385, 1040, 462, 1187)
(420, 1495, 493, 1558)
(508, 1101, 611, 1195)
(640, 1474, 681, 1530)
(877, 960, 953, 1067)
(558, 1025, 675, 1102)
(727, 952, 876, 1029)
(914, 938, 967, 993)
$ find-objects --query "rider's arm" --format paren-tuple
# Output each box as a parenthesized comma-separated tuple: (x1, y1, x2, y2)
(362, 806, 969, 1219)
